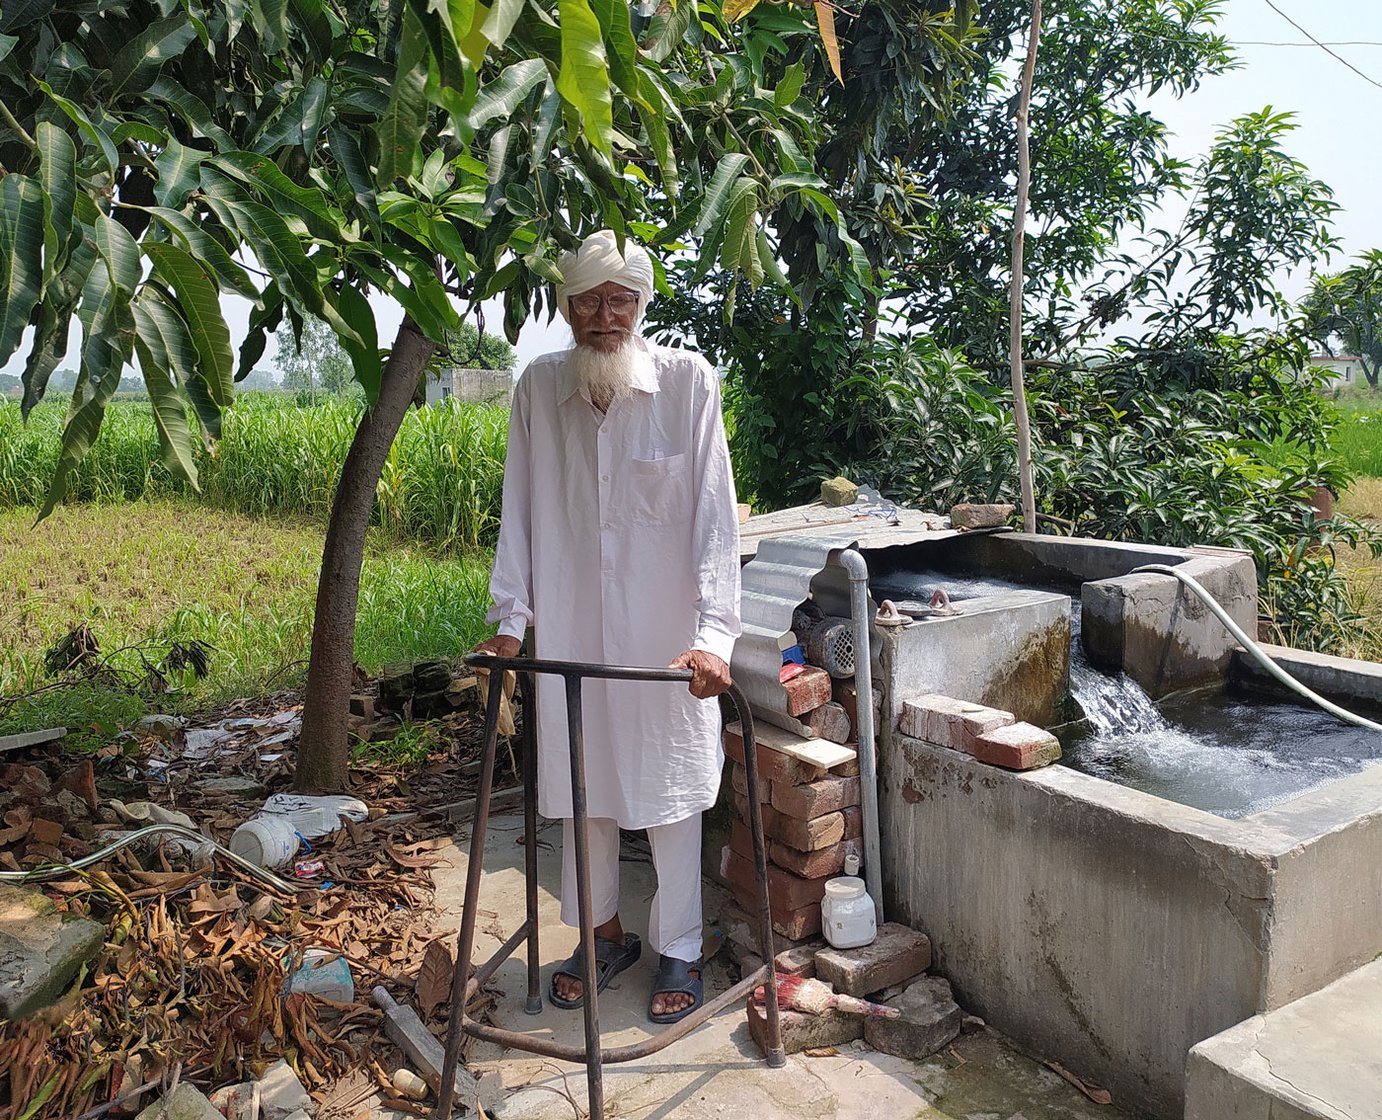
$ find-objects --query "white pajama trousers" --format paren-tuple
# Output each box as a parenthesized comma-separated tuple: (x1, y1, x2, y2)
(559, 814, 703, 963)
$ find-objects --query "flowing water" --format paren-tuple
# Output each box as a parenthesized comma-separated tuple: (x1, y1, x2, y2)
(872, 568, 1382, 820)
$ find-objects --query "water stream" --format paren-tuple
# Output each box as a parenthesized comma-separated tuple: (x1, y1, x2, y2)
(873, 569, 1382, 819)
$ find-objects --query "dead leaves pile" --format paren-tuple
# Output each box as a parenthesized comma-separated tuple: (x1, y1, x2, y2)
(0, 818, 470, 1120)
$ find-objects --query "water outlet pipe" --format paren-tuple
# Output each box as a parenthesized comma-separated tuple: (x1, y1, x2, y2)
(1133, 563, 1382, 734)
(836, 547, 885, 921)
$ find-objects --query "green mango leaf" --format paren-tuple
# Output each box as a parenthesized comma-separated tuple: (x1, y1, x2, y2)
(326, 123, 380, 227)
(39, 270, 135, 519)
(719, 176, 762, 287)
(153, 137, 208, 209)
(21, 233, 96, 416)
(144, 241, 236, 405)
(643, 0, 697, 64)
(487, 124, 514, 186)
(0, 175, 48, 363)
(773, 62, 805, 107)
(333, 284, 382, 402)
(692, 153, 750, 237)
(555, 0, 613, 156)
(634, 80, 678, 197)
(0, 33, 18, 59)
(147, 206, 260, 302)
(146, 78, 235, 149)
(36, 122, 77, 264)
(107, 14, 198, 99)
(469, 57, 547, 130)
(588, 0, 639, 100)
(0, 0, 53, 34)
(201, 191, 324, 312)
(132, 297, 201, 488)
(34, 80, 119, 174)
(211, 151, 343, 240)
(756, 226, 799, 303)
(251, 75, 331, 153)
(92, 214, 141, 294)
(480, 0, 525, 51)
(378, 7, 430, 184)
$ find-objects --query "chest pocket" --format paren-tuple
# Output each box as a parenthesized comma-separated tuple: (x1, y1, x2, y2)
(619, 453, 692, 525)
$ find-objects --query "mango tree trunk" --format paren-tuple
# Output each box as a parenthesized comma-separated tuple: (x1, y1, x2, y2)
(294, 319, 438, 792)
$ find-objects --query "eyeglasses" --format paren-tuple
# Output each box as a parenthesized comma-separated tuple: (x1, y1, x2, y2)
(569, 291, 640, 317)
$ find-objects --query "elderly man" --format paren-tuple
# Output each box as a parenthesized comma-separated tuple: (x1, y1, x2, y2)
(474, 230, 741, 1023)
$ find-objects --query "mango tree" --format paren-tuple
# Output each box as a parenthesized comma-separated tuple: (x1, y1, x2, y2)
(0, 0, 869, 789)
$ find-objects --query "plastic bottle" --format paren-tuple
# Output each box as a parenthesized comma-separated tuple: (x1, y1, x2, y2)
(228, 815, 301, 868)
(843, 840, 862, 878)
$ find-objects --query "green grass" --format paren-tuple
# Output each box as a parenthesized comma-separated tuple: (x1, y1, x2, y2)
(0, 499, 495, 740)
(0, 394, 509, 551)
(1326, 388, 1382, 479)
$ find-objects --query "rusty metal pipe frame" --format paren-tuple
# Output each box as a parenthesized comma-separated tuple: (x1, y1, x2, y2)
(434, 656, 785, 1120)
(836, 548, 885, 923)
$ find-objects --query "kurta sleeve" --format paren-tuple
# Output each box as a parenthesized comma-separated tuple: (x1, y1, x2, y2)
(687, 360, 742, 664)
(485, 371, 535, 639)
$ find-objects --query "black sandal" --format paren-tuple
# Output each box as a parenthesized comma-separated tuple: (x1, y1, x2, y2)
(648, 954, 703, 1024)
(548, 932, 642, 1009)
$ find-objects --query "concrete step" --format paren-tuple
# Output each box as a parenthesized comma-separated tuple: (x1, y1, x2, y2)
(1185, 957, 1382, 1119)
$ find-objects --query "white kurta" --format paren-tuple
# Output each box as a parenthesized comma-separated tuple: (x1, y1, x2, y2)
(485, 338, 741, 829)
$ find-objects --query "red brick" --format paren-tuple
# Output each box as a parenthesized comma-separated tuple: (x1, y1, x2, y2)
(833, 682, 882, 741)
(768, 809, 844, 852)
(814, 922, 932, 997)
(724, 728, 823, 785)
(726, 851, 830, 912)
(771, 774, 860, 821)
(731, 762, 771, 803)
(831, 755, 861, 778)
(745, 995, 863, 1056)
(732, 879, 822, 939)
(730, 818, 771, 864)
(718, 899, 821, 975)
(801, 701, 851, 744)
(955, 704, 1014, 747)
(782, 666, 832, 716)
(841, 805, 862, 842)
(770, 839, 847, 880)
(967, 722, 1062, 770)
(733, 794, 779, 834)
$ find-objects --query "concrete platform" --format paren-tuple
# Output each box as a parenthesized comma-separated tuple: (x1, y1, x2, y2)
(1185, 958, 1382, 1120)
(420, 812, 1144, 1120)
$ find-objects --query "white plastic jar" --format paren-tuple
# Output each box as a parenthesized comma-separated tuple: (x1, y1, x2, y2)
(820, 875, 877, 949)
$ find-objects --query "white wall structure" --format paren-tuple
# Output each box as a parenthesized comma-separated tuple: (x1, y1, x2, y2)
(423, 367, 514, 407)
(1309, 353, 1365, 390)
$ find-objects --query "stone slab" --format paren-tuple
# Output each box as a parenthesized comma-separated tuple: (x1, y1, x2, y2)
(745, 995, 863, 1055)
(726, 721, 856, 772)
(136, 1084, 222, 1120)
(864, 975, 962, 1059)
(0, 883, 105, 1019)
(814, 922, 931, 998)
(1185, 958, 1382, 1120)
(256, 1059, 313, 1120)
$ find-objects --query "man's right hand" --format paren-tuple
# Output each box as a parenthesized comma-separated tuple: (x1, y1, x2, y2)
(472, 635, 522, 659)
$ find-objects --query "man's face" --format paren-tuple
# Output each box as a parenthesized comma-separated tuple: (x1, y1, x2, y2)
(569, 281, 640, 353)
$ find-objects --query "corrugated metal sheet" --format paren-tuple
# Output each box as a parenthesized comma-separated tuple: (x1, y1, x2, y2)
(732, 506, 970, 736)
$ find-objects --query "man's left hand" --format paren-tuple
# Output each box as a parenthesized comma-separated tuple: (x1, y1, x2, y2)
(670, 650, 732, 699)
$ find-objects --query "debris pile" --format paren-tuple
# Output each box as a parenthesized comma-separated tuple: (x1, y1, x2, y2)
(0, 675, 510, 1120)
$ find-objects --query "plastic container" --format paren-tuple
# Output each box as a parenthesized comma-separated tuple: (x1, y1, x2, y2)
(821, 875, 877, 949)
(843, 840, 861, 878)
(229, 815, 301, 868)
(284, 948, 355, 1002)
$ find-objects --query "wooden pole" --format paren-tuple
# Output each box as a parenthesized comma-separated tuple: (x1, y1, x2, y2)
(1009, 0, 1042, 533)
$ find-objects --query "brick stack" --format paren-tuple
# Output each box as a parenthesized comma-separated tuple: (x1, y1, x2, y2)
(896, 693, 1061, 769)
(722, 719, 861, 942)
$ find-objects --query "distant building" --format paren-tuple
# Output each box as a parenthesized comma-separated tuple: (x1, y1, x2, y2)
(1309, 353, 1365, 390)
(424, 366, 514, 407)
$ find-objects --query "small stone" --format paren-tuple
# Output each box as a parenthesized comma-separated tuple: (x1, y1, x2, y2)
(348, 694, 375, 719)
(256, 1059, 312, 1120)
(0, 884, 105, 1018)
(864, 975, 963, 1059)
(193, 776, 267, 798)
(413, 658, 452, 692)
(949, 503, 1015, 529)
(136, 1084, 222, 1120)
(746, 994, 863, 1054)
(54, 759, 98, 812)
(961, 1013, 987, 1034)
(820, 476, 860, 508)
(27, 817, 64, 846)
(814, 922, 932, 998)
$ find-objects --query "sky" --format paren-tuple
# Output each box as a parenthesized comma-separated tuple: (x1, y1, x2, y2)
(6, 0, 1382, 383)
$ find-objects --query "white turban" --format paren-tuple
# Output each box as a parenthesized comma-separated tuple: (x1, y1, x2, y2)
(554, 230, 656, 325)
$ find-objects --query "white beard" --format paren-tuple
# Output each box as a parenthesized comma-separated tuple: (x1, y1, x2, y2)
(571, 339, 638, 411)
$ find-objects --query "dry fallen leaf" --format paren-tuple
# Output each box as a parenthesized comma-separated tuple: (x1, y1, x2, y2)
(415, 937, 457, 1018)
(385, 839, 443, 869)
(1046, 1059, 1113, 1105)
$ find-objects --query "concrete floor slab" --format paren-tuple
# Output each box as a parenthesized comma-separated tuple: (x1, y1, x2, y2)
(414, 813, 1144, 1120)
(1185, 958, 1382, 1120)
